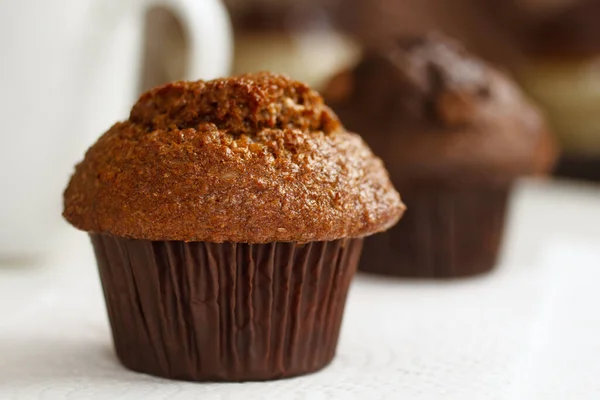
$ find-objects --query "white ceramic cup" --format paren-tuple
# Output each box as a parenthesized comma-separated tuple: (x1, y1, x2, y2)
(0, 0, 232, 259)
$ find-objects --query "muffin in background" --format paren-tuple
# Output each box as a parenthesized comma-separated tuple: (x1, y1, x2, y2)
(516, 0, 600, 181)
(325, 33, 557, 278)
(63, 72, 404, 381)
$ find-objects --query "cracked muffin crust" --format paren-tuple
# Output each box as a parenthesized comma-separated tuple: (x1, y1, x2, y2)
(64, 72, 404, 243)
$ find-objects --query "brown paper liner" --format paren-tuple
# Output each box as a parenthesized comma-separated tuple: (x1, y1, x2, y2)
(90, 234, 362, 382)
(359, 188, 509, 278)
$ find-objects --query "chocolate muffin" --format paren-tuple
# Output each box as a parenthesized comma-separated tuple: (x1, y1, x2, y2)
(516, 0, 600, 181)
(325, 33, 557, 278)
(63, 72, 404, 381)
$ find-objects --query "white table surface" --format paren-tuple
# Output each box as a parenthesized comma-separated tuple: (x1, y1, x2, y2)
(2, 179, 600, 400)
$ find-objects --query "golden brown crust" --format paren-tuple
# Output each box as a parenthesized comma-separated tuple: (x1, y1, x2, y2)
(325, 33, 559, 187)
(130, 72, 341, 135)
(63, 73, 404, 242)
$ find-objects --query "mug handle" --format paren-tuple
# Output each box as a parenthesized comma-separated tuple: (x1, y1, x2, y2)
(147, 0, 233, 80)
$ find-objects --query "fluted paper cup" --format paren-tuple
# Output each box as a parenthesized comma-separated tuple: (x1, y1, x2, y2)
(90, 234, 363, 381)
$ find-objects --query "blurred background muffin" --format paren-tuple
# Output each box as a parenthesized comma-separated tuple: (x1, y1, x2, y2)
(507, 0, 600, 181)
(324, 34, 557, 277)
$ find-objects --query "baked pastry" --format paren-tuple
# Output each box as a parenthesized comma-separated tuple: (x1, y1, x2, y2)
(517, 0, 600, 181)
(325, 33, 557, 277)
(63, 72, 404, 381)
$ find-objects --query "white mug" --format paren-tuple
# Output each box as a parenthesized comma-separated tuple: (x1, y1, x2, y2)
(0, 0, 232, 259)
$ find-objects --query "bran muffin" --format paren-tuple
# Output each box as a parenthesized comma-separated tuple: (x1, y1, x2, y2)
(63, 72, 404, 381)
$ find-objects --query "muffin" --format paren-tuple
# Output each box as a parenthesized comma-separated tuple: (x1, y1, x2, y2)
(516, 0, 600, 181)
(325, 33, 557, 278)
(63, 72, 404, 381)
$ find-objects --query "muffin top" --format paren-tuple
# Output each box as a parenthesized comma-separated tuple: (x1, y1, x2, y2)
(325, 33, 558, 187)
(63, 72, 404, 243)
